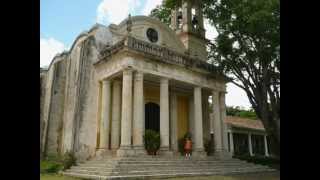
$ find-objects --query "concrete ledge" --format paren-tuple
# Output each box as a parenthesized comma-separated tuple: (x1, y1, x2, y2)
(133, 147, 147, 156)
(192, 149, 207, 158)
(117, 146, 135, 157)
(214, 150, 233, 160)
(159, 147, 174, 156)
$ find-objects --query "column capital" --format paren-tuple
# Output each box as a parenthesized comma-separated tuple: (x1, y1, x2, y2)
(160, 77, 169, 84)
(134, 71, 144, 80)
(123, 67, 134, 75)
(212, 89, 219, 96)
(102, 79, 111, 84)
(220, 92, 226, 98)
(220, 90, 227, 94)
(113, 79, 122, 85)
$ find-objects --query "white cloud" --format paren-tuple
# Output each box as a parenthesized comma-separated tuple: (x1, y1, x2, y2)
(142, 0, 162, 15)
(40, 37, 66, 67)
(226, 83, 251, 109)
(96, 0, 141, 25)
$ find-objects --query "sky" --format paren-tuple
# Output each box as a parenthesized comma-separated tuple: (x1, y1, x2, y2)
(40, 0, 251, 109)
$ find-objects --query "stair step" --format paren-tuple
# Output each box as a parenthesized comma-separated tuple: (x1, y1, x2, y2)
(67, 166, 272, 175)
(73, 163, 263, 170)
(63, 156, 276, 179)
(63, 168, 275, 180)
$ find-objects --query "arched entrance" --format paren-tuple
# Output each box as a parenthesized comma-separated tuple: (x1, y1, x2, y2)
(145, 102, 160, 132)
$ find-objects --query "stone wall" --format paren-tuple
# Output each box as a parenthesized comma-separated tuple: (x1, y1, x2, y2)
(40, 71, 47, 156)
(72, 37, 100, 161)
(41, 31, 105, 160)
(45, 57, 67, 156)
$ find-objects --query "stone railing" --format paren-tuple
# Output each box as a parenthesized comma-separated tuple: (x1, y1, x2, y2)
(98, 39, 126, 61)
(97, 36, 221, 75)
(127, 36, 194, 67)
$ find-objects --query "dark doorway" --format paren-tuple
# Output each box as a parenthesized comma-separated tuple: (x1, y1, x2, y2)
(145, 102, 160, 132)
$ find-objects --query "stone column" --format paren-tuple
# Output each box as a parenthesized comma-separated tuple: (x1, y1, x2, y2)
(264, 135, 270, 157)
(248, 133, 253, 156)
(193, 87, 205, 157)
(99, 80, 111, 150)
(182, 0, 192, 32)
(229, 132, 234, 155)
(117, 68, 134, 156)
(202, 93, 210, 141)
(111, 80, 121, 150)
(160, 78, 170, 154)
(219, 92, 229, 152)
(188, 96, 194, 140)
(170, 92, 178, 152)
(212, 90, 222, 152)
(132, 71, 145, 155)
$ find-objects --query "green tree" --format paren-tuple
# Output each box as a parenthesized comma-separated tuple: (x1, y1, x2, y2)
(226, 106, 257, 120)
(150, 0, 280, 156)
(150, 4, 172, 25)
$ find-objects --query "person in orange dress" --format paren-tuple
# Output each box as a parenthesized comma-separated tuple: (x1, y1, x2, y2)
(184, 137, 192, 159)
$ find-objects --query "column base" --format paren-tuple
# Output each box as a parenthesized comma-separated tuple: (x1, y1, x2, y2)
(159, 146, 174, 156)
(192, 148, 207, 158)
(95, 149, 117, 159)
(95, 149, 106, 160)
(214, 149, 233, 160)
(133, 145, 147, 156)
(116, 146, 135, 157)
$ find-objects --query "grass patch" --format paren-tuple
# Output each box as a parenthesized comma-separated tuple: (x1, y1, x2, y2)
(41, 152, 78, 180)
(40, 160, 63, 174)
(40, 174, 82, 180)
(233, 155, 280, 170)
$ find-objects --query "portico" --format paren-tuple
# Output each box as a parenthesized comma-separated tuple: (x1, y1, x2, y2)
(94, 39, 230, 158)
(41, 0, 231, 161)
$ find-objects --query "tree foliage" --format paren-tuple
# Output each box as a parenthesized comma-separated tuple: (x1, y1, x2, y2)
(150, 0, 280, 156)
(226, 106, 257, 120)
(150, 4, 172, 25)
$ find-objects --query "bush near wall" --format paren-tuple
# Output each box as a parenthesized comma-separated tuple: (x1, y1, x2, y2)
(40, 160, 63, 173)
(41, 152, 77, 174)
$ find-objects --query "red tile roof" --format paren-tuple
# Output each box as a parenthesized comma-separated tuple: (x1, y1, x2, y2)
(210, 114, 265, 131)
(225, 116, 265, 131)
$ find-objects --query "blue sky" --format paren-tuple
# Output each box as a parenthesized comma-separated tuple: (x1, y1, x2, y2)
(40, 0, 251, 109)
(40, 0, 155, 47)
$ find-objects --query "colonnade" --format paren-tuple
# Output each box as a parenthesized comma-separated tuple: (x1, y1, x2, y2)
(98, 68, 230, 157)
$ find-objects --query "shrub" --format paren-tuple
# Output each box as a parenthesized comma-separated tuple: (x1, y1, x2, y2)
(40, 160, 63, 173)
(62, 151, 77, 170)
(144, 129, 160, 154)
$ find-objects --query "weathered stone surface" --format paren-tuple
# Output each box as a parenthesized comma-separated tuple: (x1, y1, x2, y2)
(40, 10, 229, 161)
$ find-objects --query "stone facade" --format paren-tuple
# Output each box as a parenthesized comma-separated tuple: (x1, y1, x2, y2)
(40, 0, 231, 161)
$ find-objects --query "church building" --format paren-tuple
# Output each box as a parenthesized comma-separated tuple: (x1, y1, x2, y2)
(40, 0, 232, 161)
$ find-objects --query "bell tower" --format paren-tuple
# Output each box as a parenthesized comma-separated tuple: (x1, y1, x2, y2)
(171, 0, 207, 61)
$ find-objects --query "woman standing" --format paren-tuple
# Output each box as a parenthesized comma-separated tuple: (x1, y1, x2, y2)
(184, 137, 192, 159)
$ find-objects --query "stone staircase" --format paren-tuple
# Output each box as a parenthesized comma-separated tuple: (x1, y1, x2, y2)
(62, 155, 276, 179)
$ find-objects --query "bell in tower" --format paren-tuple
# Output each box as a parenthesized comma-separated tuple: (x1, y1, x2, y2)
(171, 0, 208, 61)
